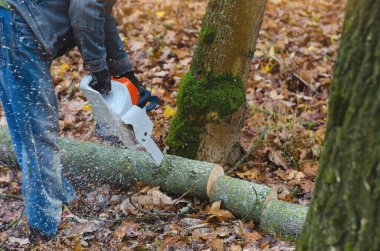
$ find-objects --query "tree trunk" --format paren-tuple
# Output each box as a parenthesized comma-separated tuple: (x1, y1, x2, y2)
(166, 0, 267, 165)
(296, 0, 380, 250)
(0, 126, 307, 238)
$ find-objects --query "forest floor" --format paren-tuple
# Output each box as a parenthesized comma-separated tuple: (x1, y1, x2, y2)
(0, 0, 346, 250)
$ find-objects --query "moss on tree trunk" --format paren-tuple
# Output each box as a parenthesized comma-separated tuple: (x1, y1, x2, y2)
(166, 0, 267, 165)
(297, 0, 380, 250)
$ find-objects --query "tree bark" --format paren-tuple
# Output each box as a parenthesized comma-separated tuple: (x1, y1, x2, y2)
(0, 126, 306, 238)
(296, 0, 380, 250)
(166, 0, 267, 165)
(210, 176, 307, 237)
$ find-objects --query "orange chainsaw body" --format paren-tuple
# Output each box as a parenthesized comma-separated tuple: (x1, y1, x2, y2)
(111, 77, 140, 105)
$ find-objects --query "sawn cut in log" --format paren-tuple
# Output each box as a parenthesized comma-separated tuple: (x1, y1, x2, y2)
(0, 126, 307, 237)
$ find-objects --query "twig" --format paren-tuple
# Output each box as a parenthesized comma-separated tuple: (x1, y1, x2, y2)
(74, 213, 126, 223)
(293, 73, 317, 93)
(227, 134, 265, 175)
(186, 223, 210, 232)
(128, 189, 193, 220)
(161, 190, 191, 213)
(244, 184, 259, 220)
(7, 207, 25, 230)
(0, 206, 25, 248)
(0, 193, 23, 201)
(128, 196, 176, 218)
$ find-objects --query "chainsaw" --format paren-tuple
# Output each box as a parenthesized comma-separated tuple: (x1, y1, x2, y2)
(80, 75, 164, 165)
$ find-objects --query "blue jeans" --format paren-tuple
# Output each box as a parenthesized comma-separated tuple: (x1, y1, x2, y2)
(69, 0, 133, 74)
(0, 8, 77, 237)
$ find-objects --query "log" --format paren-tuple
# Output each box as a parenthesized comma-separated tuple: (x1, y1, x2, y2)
(0, 126, 307, 237)
(0, 127, 222, 201)
(210, 176, 307, 237)
(210, 176, 271, 222)
(260, 200, 307, 238)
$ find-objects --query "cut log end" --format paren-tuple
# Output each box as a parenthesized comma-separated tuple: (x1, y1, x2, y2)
(207, 165, 225, 198)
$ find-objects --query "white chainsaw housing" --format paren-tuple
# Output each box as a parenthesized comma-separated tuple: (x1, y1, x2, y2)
(80, 75, 164, 164)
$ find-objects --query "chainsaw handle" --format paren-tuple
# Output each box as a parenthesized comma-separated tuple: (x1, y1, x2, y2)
(136, 89, 151, 108)
(146, 96, 158, 112)
(136, 90, 158, 112)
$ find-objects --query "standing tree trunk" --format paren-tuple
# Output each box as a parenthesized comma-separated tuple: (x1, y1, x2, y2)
(297, 0, 380, 250)
(166, 0, 267, 165)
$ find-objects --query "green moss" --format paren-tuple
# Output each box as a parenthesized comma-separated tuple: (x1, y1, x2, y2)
(200, 26, 217, 45)
(166, 71, 245, 159)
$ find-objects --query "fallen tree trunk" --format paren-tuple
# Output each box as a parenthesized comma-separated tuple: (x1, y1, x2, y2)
(210, 176, 307, 237)
(0, 126, 307, 237)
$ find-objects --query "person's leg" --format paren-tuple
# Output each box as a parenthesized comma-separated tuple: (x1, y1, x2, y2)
(0, 9, 23, 166)
(3, 11, 76, 237)
(104, 0, 133, 76)
(69, 0, 108, 73)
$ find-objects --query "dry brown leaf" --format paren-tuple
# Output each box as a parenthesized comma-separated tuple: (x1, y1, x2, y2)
(132, 186, 173, 206)
(160, 236, 182, 251)
(301, 180, 315, 193)
(205, 201, 235, 222)
(111, 220, 140, 242)
(73, 237, 83, 251)
(7, 237, 29, 246)
(210, 238, 224, 251)
(263, 188, 278, 209)
(0, 169, 12, 184)
(299, 70, 314, 84)
(228, 243, 242, 251)
(244, 231, 262, 242)
(236, 169, 261, 181)
(0, 231, 8, 243)
(300, 161, 318, 178)
(63, 221, 101, 238)
(265, 147, 288, 169)
(287, 170, 305, 181)
(130, 41, 146, 52)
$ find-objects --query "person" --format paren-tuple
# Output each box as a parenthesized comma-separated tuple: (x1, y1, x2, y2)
(68, 0, 151, 99)
(0, 0, 151, 242)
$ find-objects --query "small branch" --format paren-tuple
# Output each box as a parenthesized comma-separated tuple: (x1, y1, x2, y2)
(245, 185, 258, 220)
(0, 193, 23, 201)
(293, 73, 317, 93)
(128, 195, 176, 218)
(227, 134, 264, 175)
(186, 223, 210, 232)
(0, 206, 25, 248)
(6, 207, 25, 230)
(161, 190, 191, 213)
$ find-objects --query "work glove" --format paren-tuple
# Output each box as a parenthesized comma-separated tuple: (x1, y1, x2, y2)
(90, 68, 112, 95)
(119, 71, 145, 94)
(117, 71, 158, 111)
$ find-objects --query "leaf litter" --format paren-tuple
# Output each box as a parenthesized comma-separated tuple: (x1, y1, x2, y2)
(0, 0, 346, 249)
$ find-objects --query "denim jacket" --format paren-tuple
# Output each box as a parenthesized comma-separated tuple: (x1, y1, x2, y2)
(5, 0, 132, 75)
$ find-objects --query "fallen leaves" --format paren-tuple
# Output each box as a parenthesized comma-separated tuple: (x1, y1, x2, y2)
(300, 161, 318, 178)
(0, 168, 12, 184)
(0, 0, 347, 249)
(205, 201, 235, 222)
(131, 186, 173, 208)
(236, 168, 261, 182)
(63, 221, 102, 238)
(7, 236, 29, 246)
(111, 220, 141, 242)
(265, 147, 288, 169)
